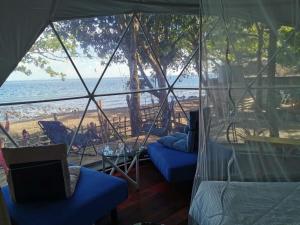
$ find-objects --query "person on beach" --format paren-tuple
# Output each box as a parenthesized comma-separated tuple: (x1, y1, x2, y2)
(0, 139, 8, 173)
(22, 129, 30, 146)
(0, 113, 10, 133)
(4, 113, 9, 132)
(87, 122, 98, 139)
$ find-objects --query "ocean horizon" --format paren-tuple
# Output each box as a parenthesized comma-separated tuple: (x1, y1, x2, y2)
(0, 76, 199, 121)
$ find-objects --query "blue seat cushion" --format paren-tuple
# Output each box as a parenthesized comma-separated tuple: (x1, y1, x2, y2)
(148, 142, 198, 182)
(2, 167, 128, 225)
(148, 141, 233, 182)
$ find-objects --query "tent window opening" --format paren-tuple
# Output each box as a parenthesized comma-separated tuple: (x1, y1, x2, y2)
(0, 13, 200, 168)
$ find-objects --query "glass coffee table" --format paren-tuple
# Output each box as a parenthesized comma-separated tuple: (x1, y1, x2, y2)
(98, 143, 145, 189)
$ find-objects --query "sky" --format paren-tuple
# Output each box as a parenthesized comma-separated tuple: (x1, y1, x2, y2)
(8, 57, 131, 81)
(6, 24, 191, 82)
(6, 34, 190, 82)
(7, 55, 185, 82)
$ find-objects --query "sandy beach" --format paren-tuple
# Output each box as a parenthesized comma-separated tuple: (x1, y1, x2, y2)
(0, 98, 199, 186)
(1, 98, 199, 141)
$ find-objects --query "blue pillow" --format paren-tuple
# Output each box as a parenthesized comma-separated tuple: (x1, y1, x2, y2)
(158, 133, 191, 152)
(171, 132, 187, 139)
(157, 136, 178, 149)
(172, 138, 188, 152)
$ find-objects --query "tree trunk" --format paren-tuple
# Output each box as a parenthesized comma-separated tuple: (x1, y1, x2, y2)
(266, 28, 279, 137)
(144, 52, 170, 133)
(160, 66, 171, 133)
(256, 23, 264, 110)
(127, 19, 142, 136)
(194, 40, 224, 118)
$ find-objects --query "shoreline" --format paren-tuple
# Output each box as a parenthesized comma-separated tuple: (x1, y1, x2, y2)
(1, 98, 199, 143)
(1, 106, 131, 138)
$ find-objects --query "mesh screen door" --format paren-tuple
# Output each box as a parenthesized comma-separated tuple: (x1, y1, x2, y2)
(190, 1, 300, 224)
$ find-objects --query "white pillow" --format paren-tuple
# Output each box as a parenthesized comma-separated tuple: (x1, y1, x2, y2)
(68, 166, 81, 196)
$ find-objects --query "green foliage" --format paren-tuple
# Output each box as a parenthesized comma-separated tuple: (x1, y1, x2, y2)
(204, 18, 267, 70)
(15, 14, 300, 80)
(277, 26, 300, 73)
(139, 14, 199, 69)
(45, 66, 66, 80)
(15, 26, 77, 79)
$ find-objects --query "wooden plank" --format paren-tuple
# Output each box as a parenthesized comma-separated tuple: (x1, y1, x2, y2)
(97, 162, 192, 225)
(244, 135, 300, 146)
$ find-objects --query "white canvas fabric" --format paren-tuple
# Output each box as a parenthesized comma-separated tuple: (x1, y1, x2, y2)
(1, 0, 299, 86)
(0, 0, 59, 86)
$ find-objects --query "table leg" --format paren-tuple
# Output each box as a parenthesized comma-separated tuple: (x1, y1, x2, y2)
(102, 154, 105, 173)
(136, 153, 140, 189)
(104, 157, 138, 189)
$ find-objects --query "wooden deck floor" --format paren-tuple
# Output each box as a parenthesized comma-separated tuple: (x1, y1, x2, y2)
(98, 161, 192, 225)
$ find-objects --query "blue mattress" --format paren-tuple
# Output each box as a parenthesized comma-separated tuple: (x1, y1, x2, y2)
(148, 142, 198, 182)
(2, 167, 128, 225)
(148, 141, 232, 182)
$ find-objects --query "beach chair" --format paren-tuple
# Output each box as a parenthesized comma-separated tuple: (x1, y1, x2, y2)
(140, 101, 175, 137)
(38, 121, 99, 165)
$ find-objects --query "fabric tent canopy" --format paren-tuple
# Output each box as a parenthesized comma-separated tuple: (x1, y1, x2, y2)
(0, 0, 299, 86)
(204, 0, 300, 27)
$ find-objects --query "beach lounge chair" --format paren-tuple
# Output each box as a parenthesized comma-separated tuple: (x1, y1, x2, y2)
(140, 103, 174, 137)
(38, 121, 99, 165)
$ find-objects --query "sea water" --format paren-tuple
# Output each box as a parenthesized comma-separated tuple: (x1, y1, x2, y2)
(0, 76, 199, 121)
